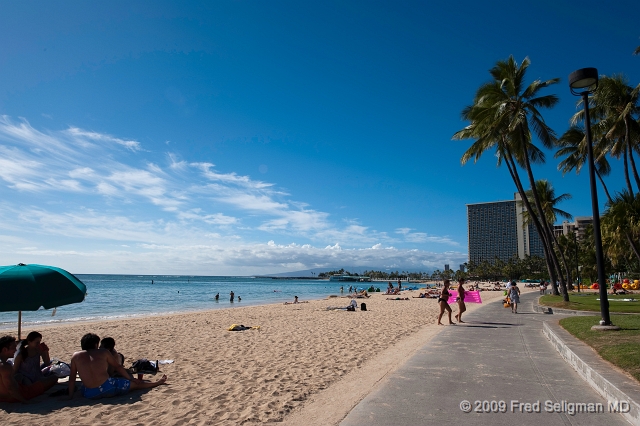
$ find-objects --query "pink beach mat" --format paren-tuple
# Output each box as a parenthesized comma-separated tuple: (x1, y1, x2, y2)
(447, 290, 482, 304)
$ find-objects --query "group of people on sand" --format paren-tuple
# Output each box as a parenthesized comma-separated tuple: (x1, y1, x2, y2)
(385, 281, 402, 295)
(0, 331, 167, 404)
(436, 278, 470, 325)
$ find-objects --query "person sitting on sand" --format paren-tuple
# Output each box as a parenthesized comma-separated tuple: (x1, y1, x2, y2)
(99, 337, 126, 378)
(68, 333, 167, 400)
(284, 296, 309, 305)
(0, 335, 57, 403)
(13, 331, 56, 386)
(356, 290, 369, 298)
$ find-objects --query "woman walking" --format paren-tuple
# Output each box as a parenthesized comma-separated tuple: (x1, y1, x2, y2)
(437, 280, 455, 325)
(455, 278, 467, 323)
(509, 281, 521, 313)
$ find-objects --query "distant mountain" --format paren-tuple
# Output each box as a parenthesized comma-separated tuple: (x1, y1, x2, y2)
(261, 266, 435, 278)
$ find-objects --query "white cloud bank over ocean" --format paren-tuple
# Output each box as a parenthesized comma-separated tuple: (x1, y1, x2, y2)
(0, 116, 466, 274)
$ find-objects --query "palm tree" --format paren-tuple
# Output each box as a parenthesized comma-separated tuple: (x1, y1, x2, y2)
(574, 75, 640, 195)
(453, 56, 569, 299)
(601, 190, 640, 267)
(522, 180, 572, 230)
(522, 180, 573, 288)
(560, 106, 640, 263)
(556, 126, 614, 202)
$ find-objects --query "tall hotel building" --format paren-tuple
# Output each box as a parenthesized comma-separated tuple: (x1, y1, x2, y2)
(467, 193, 545, 264)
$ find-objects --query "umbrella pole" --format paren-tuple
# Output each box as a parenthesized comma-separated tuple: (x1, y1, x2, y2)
(18, 311, 22, 340)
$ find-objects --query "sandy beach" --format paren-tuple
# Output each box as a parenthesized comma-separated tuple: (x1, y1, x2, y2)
(0, 285, 529, 425)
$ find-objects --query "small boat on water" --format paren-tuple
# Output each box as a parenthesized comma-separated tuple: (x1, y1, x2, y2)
(329, 275, 372, 282)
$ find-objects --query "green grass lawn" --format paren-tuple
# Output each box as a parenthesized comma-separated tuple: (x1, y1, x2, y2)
(559, 315, 640, 383)
(539, 293, 640, 313)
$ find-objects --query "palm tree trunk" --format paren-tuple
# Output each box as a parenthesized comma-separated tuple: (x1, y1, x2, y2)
(625, 116, 640, 192)
(625, 233, 640, 263)
(596, 170, 613, 204)
(550, 225, 573, 289)
(630, 149, 640, 192)
(519, 128, 569, 301)
(505, 149, 560, 296)
(623, 145, 634, 196)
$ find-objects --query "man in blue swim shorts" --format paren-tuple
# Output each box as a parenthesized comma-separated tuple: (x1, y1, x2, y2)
(82, 376, 131, 399)
(68, 333, 167, 400)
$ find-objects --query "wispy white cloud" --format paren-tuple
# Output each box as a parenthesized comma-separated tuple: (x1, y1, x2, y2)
(395, 228, 459, 246)
(167, 153, 188, 171)
(66, 127, 143, 152)
(0, 116, 464, 273)
(177, 209, 238, 225)
(193, 162, 273, 189)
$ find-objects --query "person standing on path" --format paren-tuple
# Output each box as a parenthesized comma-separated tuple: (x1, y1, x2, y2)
(455, 279, 467, 323)
(436, 280, 455, 325)
(509, 281, 520, 313)
(230, 291, 235, 303)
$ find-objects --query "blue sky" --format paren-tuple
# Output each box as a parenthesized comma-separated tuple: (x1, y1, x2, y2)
(0, 1, 638, 275)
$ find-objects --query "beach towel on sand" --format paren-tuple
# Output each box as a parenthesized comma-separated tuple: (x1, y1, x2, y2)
(228, 324, 261, 331)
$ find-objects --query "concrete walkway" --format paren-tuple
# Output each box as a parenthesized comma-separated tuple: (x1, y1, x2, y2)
(341, 291, 632, 426)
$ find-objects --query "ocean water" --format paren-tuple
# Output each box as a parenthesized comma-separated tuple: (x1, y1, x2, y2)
(0, 275, 365, 330)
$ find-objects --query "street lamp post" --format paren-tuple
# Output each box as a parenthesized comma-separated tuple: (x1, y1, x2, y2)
(573, 231, 580, 293)
(578, 265, 582, 289)
(569, 68, 615, 328)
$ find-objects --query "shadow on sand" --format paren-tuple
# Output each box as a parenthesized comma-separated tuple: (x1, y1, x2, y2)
(0, 382, 159, 415)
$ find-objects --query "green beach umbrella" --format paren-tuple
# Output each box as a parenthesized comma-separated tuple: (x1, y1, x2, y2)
(0, 263, 87, 339)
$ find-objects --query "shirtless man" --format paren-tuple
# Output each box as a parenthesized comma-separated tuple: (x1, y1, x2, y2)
(68, 333, 167, 399)
(99, 337, 125, 377)
(0, 335, 57, 403)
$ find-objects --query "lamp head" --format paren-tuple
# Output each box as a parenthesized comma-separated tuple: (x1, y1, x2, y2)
(569, 67, 598, 96)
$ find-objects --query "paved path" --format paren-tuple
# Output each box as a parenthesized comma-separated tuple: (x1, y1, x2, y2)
(341, 291, 631, 426)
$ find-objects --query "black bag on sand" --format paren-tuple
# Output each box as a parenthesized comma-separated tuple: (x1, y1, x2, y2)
(360, 302, 367, 311)
(129, 359, 159, 375)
